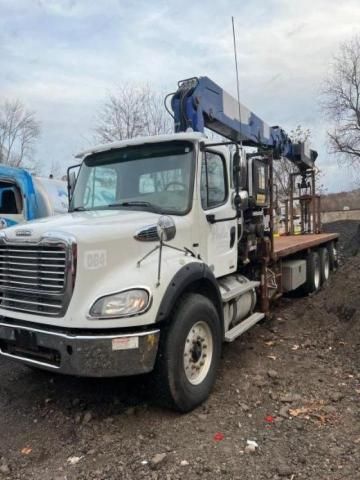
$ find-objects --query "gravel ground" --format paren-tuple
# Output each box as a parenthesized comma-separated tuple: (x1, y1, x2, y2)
(0, 224, 359, 480)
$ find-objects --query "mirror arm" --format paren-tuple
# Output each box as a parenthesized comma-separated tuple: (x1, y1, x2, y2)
(67, 163, 81, 204)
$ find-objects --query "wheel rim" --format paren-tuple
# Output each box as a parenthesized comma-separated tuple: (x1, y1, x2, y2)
(333, 246, 338, 264)
(324, 254, 330, 280)
(183, 321, 213, 385)
(314, 260, 320, 289)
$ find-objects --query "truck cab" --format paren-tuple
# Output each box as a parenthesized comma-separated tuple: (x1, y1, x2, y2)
(71, 133, 239, 277)
(0, 133, 255, 409)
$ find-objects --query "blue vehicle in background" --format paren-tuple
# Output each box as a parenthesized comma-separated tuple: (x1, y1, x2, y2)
(0, 166, 68, 229)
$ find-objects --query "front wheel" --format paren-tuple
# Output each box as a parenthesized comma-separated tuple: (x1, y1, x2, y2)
(153, 293, 222, 412)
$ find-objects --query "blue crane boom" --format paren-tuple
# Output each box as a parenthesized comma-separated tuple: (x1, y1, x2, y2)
(170, 77, 317, 172)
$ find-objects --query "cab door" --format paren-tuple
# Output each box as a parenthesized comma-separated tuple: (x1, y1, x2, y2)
(198, 149, 238, 278)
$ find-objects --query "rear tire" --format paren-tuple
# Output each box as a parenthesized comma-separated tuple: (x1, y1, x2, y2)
(304, 250, 321, 294)
(319, 247, 330, 284)
(153, 293, 222, 412)
(328, 241, 338, 271)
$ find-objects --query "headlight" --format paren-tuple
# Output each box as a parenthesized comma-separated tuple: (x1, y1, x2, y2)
(89, 289, 150, 318)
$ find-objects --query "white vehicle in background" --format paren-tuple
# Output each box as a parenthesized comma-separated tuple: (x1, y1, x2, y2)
(0, 166, 68, 229)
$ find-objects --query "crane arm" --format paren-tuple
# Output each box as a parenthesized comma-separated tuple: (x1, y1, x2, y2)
(170, 77, 317, 172)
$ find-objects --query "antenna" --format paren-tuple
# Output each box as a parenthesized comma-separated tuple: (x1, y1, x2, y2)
(231, 16, 243, 147)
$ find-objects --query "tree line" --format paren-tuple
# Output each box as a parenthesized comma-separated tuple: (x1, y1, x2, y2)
(2, 35, 360, 192)
(0, 100, 40, 172)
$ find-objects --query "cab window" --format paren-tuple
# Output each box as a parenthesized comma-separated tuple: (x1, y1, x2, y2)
(0, 182, 23, 214)
(200, 152, 227, 209)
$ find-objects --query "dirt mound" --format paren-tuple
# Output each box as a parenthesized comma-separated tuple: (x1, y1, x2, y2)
(291, 254, 360, 344)
(323, 219, 360, 257)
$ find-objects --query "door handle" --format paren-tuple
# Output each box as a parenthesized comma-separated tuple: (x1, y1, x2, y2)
(230, 226, 236, 248)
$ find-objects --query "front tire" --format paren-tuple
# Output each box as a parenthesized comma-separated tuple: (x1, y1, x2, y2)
(153, 293, 222, 412)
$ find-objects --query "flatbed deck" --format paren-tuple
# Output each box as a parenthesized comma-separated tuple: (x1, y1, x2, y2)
(273, 233, 339, 259)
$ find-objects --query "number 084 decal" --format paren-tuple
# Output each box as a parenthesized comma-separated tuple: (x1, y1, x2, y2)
(84, 250, 107, 270)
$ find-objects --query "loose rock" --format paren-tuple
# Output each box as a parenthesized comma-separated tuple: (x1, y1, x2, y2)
(330, 392, 344, 402)
(280, 393, 301, 403)
(267, 369, 279, 379)
(278, 406, 289, 418)
(253, 375, 267, 387)
(0, 464, 10, 475)
(151, 453, 166, 467)
(197, 413, 208, 421)
(82, 412, 92, 424)
(277, 464, 293, 477)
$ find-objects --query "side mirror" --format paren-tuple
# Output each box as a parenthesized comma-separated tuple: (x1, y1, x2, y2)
(157, 215, 176, 242)
(67, 164, 81, 204)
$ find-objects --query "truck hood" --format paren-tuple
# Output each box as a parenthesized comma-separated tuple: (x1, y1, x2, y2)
(0, 208, 195, 329)
(3, 209, 163, 244)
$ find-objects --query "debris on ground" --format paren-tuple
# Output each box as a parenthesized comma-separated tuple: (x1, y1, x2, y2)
(67, 456, 83, 465)
(245, 440, 259, 454)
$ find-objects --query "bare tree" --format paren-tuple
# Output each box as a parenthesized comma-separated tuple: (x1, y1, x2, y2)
(0, 99, 41, 169)
(273, 125, 311, 198)
(49, 159, 63, 179)
(142, 88, 173, 137)
(321, 36, 360, 167)
(94, 84, 172, 143)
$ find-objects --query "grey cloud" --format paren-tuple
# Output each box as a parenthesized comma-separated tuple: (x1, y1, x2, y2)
(1, 0, 359, 190)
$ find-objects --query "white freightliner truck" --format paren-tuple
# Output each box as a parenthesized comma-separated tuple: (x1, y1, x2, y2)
(0, 77, 338, 411)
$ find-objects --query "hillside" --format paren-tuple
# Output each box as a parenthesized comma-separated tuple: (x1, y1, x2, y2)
(321, 188, 360, 211)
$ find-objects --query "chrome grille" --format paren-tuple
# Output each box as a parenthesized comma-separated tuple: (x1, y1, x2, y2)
(0, 243, 69, 317)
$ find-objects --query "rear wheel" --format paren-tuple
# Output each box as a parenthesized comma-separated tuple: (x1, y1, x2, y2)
(304, 250, 321, 294)
(319, 247, 330, 284)
(328, 241, 338, 271)
(153, 293, 222, 412)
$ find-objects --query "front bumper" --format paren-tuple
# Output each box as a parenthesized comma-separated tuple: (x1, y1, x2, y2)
(0, 321, 160, 377)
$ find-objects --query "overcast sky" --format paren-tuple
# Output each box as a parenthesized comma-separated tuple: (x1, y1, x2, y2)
(1, 0, 360, 192)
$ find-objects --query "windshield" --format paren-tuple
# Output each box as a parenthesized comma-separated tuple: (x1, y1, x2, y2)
(70, 141, 195, 215)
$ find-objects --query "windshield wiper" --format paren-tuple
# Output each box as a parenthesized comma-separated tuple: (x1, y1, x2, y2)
(108, 201, 164, 213)
(70, 206, 88, 212)
(108, 201, 155, 208)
